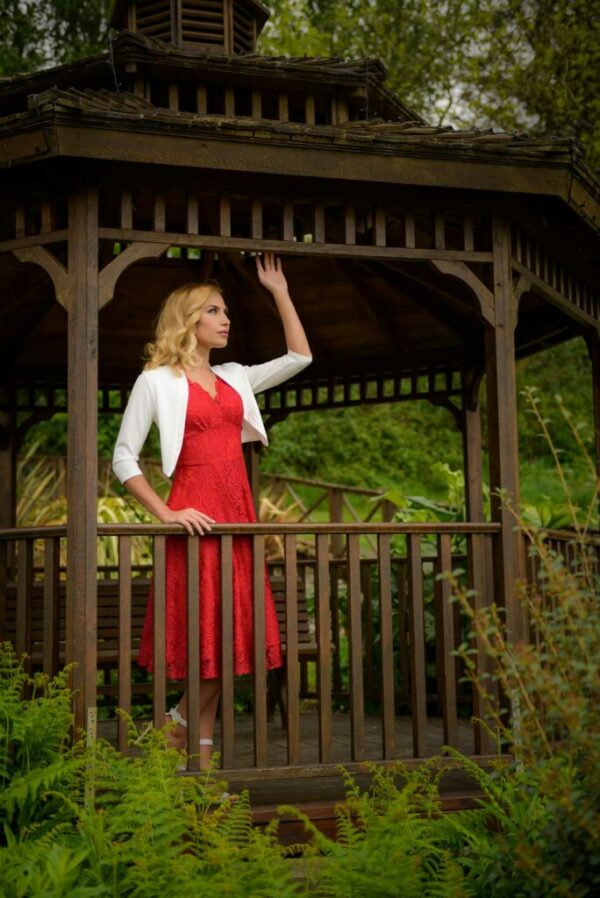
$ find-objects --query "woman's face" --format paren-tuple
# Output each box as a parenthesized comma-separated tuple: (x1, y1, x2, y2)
(193, 290, 230, 350)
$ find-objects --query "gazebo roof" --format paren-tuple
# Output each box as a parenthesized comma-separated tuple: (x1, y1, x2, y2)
(0, 2, 598, 397)
(0, 30, 412, 122)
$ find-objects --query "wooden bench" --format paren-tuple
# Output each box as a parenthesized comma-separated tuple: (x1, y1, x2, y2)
(1, 569, 318, 725)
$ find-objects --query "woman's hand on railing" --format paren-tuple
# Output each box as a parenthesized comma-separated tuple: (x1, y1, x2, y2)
(159, 507, 216, 536)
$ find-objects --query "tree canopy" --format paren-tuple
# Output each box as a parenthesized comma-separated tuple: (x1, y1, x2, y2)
(259, 0, 600, 172)
(0, 0, 109, 75)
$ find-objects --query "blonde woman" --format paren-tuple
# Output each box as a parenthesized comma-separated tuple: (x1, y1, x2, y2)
(112, 253, 311, 768)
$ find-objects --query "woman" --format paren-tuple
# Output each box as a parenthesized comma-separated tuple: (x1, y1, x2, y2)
(112, 253, 311, 768)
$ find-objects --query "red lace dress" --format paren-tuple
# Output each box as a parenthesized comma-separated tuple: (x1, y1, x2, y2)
(137, 374, 283, 680)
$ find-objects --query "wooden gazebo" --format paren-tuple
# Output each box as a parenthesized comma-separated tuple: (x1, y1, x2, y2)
(1, 0, 599, 808)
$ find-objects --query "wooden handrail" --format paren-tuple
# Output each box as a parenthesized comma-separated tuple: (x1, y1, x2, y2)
(0, 522, 502, 540)
(263, 472, 386, 496)
(5, 523, 598, 542)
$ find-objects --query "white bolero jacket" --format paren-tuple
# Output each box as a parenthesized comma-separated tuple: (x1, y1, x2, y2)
(112, 349, 312, 484)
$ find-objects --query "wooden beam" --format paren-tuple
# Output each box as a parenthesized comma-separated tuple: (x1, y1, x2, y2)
(98, 226, 492, 263)
(66, 185, 99, 737)
(485, 217, 524, 642)
(0, 230, 69, 253)
(512, 259, 599, 332)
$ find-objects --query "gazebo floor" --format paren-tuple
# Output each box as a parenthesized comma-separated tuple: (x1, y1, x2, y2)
(97, 709, 481, 816)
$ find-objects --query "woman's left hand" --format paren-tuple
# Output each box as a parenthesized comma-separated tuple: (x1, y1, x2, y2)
(256, 252, 289, 297)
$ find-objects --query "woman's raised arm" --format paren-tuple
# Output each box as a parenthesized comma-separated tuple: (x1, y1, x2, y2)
(255, 253, 311, 357)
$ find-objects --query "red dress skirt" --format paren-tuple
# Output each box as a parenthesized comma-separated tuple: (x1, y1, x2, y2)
(138, 374, 283, 680)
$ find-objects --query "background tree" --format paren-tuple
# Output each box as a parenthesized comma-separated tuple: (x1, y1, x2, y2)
(0, 0, 109, 76)
(260, 0, 600, 172)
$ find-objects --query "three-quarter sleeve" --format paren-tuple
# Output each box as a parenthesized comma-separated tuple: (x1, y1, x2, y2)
(112, 374, 155, 484)
(242, 349, 312, 395)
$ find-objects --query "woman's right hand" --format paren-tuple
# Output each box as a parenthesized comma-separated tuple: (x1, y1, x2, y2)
(160, 507, 216, 536)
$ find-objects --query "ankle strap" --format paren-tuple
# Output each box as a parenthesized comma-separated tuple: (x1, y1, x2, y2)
(168, 706, 187, 728)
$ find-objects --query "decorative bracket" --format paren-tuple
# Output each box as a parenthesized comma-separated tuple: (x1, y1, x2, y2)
(431, 259, 495, 327)
(426, 394, 462, 428)
(12, 246, 69, 310)
(99, 242, 166, 309)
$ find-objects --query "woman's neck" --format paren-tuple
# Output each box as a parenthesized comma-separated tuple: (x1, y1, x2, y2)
(186, 349, 212, 375)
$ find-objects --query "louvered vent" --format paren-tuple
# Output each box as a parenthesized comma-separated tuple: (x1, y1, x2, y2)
(182, 0, 225, 49)
(111, 0, 269, 53)
(135, 0, 172, 41)
(233, 0, 256, 53)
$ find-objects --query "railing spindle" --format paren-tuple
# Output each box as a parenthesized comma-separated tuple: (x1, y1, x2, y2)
(284, 534, 300, 765)
(404, 211, 416, 248)
(187, 536, 201, 771)
(408, 533, 427, 757)
(316, 533, 332, 762)
(0, 540, 7, 641)
(345, 206, 356, 245)
(118, 535, 132, 754)
(314, 202, 325, 243)
(121, 189, 133, 229)
(437, 533, 458, 747)
(220, 534, 235, 769)
(362, 561, 375, 696)
(396, 560, 410, 707)
(347, 534, 364, 760)
(253, 534, 268, 767)
(153, 535, 166, 730)
(219, 197, 231, 237)
(467, 532, 494, 755)
(374, 208, 386, 247)
(43, 537, 60, 676)
(16, 538, 33, 666)
(154, 193, 166, 232)
(378, 534, 396, 759)
(283, 200, 294, 242)
(331, 568, 342, 694)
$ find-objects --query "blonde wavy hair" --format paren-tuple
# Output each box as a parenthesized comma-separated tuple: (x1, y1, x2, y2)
(143, 281, 223, 374)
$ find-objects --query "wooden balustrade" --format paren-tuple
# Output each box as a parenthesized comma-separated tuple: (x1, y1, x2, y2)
(5, 521, 594, 776)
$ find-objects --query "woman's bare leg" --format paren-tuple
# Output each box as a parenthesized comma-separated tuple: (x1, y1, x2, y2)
(166, 679, 222, 768)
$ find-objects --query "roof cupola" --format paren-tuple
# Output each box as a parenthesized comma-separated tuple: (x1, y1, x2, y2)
(110, 0, 270, 54)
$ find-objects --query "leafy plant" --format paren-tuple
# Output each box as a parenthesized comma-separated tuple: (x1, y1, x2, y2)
(444, 389, 600, 897)
(0, 644, 303, 898)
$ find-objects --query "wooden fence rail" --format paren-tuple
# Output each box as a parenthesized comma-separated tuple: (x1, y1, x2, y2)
(2, 521, 596, 777)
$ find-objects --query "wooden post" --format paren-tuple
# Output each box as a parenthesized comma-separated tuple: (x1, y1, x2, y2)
(587, 339, 600, 492)
(462, 368, 485, 523)
(485, 217, 524, 641)
(66, 185, 99, 738)
(327, 488, 344, 558)
(0, 386, 17, 528)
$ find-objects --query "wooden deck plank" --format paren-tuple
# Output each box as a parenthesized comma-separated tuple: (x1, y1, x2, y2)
(98, 709, 473, 769)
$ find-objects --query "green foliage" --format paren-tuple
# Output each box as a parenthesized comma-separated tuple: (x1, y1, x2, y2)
(261, 400, 464, 493)
(294, 763, 471, 898)
(0, 0, 109, 76)
(0, 645, 302, 898)
(459, 0, 600, 173)
(447, 393, 600, 896)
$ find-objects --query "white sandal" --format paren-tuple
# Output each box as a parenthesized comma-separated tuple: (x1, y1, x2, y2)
(166, 709, 234, 803)
(167, 706, 214, 747)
